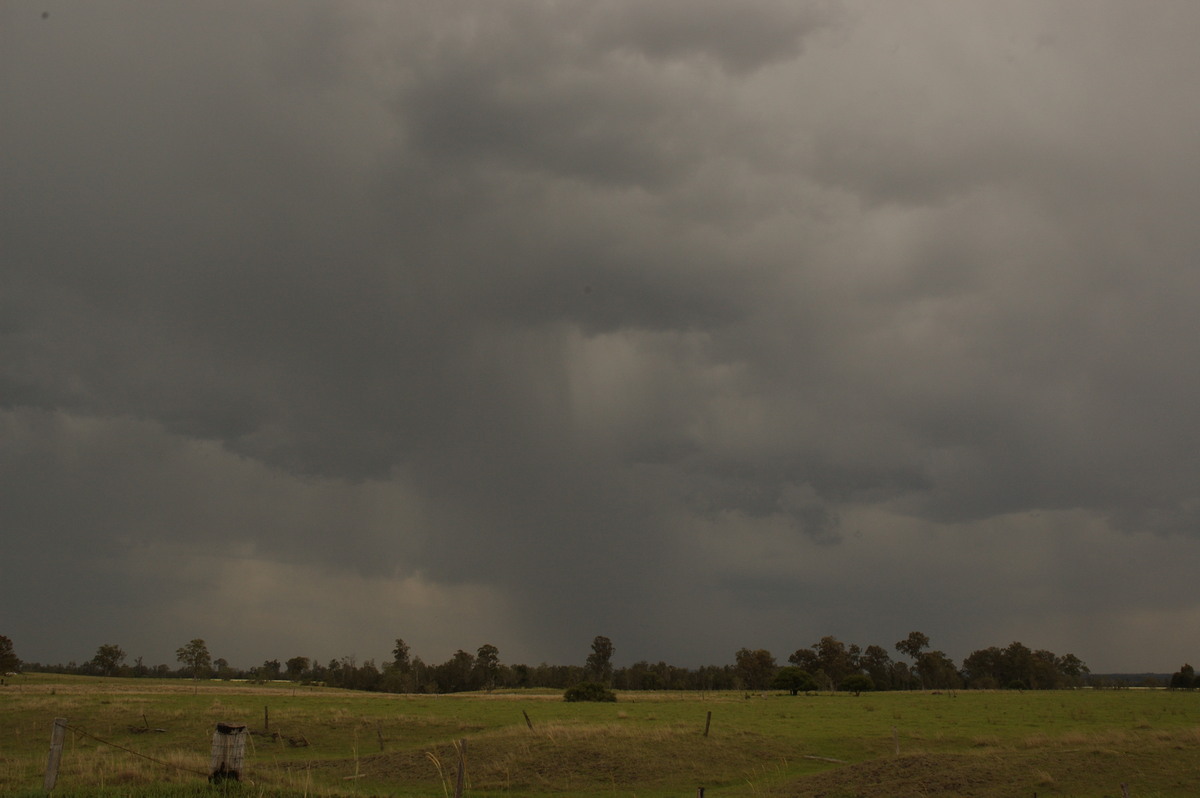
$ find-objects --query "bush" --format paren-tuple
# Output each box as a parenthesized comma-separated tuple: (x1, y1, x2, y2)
(772, 667, 818, 696)
(564, 682, 617, 702)
(839, 674, 875, 696)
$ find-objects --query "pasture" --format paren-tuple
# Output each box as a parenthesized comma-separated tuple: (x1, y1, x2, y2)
(2, 674, 1199, 797)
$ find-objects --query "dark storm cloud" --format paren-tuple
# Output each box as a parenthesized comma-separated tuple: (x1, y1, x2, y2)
(4, 1, 1200, 671)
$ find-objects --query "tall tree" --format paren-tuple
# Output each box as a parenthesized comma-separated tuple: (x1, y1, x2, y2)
(89, 644, 126, 676)
(392, 638, 411, 671)
(734, 648, 777, 691)
(1055, 653, 1089, 686)
(859, 645, 894, 689)
(0, 636, 19, 673)
(915, 650, 961, 690)
(812, 636, 858, 687)
(175, 639, 212, 679)
(788, 647, 819, 673)
(961, 646, 1004, 688)
(895, 632, 932, 688)
(895, 631, 930, 662)
(586, 636, 615, 684)
(286, 656, 310, 681)
(475, 644, 500, 691)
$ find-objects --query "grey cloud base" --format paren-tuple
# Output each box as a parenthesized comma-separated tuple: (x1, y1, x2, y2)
(3, 0, 1200, 672)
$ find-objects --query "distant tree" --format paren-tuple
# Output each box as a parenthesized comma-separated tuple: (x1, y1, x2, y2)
(214, 658, 235, 680)
(890, 661, 917, 690)
(916, 650, 961, 690)
(286, 656, 310, 681)
(564, 682, 616, 702)
(1055, 653, 1089, 687)
(788, 647, 820, 673)
(175, 639, 212, 679)
(0, 636, 17, 674)
(1002, 641, 1035, 689)
(475, 644, 500, 691)
(262, 659, 282, 680)
(895, 632, 932, 688)
(812, 636, 858, 686)
(353, 659, 382, 691)
(617, 660, 661, 690)
(586, 636, 615, 685)
(895, 632, 930, 663)
(840, 674, 875, 696)
(962, 642, 1085, 690)
(431, 650, 476, 693)
(859, 645, 894, 689)
(392, 639, 411, 671)
(1170, 664, 1195, 690)
(0, 636, 17, 673)
(772, 667, 818, 696)
(734, 648, 777, 691)
(89, 644, 126, 676)
(961, 646, 1004, 689)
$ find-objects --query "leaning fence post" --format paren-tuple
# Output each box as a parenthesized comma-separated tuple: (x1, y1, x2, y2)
(703, 710, 712, 737)
(44, 717, 67, 793)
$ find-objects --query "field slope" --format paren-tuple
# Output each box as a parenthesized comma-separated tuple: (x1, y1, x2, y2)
(3, 675, 1199, 797)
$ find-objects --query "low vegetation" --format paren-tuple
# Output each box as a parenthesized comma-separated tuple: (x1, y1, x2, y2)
(3, 673, 1200, 797)
(563, 682, 617, 702)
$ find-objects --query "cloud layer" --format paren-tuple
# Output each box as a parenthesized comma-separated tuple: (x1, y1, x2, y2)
(4, 1, 1200, 671)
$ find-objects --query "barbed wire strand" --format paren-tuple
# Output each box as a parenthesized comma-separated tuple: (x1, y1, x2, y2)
(63, 723, 210, 777)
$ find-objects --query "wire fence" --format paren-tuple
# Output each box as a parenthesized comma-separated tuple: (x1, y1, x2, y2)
(60, 721, 211, 777)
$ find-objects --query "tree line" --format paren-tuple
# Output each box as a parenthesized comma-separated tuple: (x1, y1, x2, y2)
(3, 632, 1108, 693)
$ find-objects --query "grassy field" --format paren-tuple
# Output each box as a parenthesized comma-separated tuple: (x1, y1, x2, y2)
(3, 674, 1200, 797)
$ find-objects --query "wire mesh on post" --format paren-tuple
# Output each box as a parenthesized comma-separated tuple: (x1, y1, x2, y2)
(209, 723, 247, 783)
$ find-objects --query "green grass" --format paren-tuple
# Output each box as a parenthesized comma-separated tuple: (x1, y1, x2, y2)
(3, 674, 1200, 796)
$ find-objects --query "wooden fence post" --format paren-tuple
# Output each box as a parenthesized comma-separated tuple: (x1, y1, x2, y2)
(523, 710, 534, 730)
(44, 717, 67, 793)
(209, 723, 248, 783)
(703, 711, 712, 737)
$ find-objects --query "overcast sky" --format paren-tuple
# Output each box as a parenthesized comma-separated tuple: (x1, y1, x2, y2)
(4, 1, 1200, 674)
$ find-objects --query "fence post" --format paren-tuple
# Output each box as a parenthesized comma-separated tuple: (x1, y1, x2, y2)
(703, 710, 712, 737)
(209, 723, 248, 783)
(44, 717, 67, 793)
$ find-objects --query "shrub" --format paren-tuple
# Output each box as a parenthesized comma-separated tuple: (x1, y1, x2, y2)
(772, 667, 818, 696)
(839, 674, 875, 696)
(564, 682, 617, 702)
